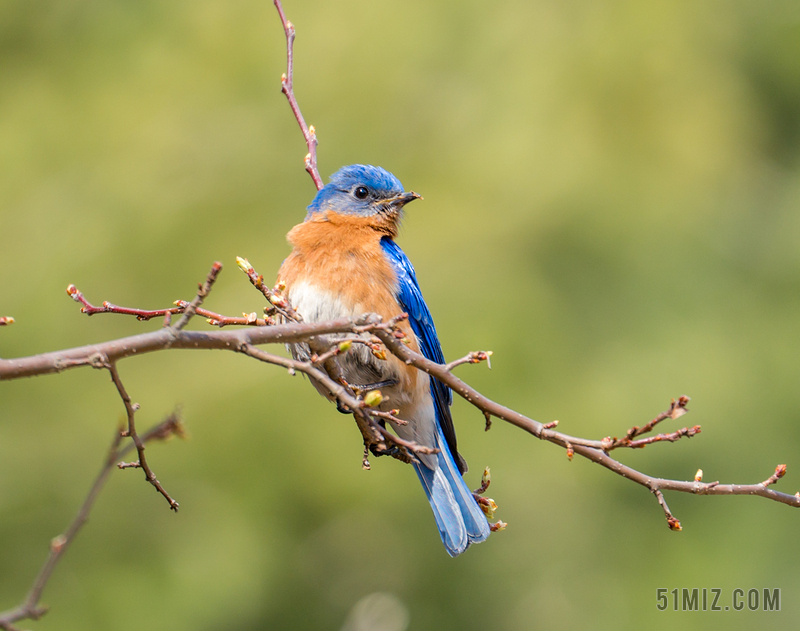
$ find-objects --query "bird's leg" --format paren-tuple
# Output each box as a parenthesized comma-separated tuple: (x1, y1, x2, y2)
(336, 400, 351, 414)
(369, 443, 401, 459)
(335, 376, 356, 414)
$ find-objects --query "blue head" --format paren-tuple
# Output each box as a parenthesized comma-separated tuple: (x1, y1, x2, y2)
(306, 164, 421, 221)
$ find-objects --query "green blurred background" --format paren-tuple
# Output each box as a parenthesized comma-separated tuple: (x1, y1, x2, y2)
(2, 0, 800, 629)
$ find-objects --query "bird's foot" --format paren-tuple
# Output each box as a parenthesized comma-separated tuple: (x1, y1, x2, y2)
(369, 443, 401, 459)
(336, 400, 351, 414)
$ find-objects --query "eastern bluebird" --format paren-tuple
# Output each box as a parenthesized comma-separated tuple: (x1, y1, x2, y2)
(278, 164, 490, 556)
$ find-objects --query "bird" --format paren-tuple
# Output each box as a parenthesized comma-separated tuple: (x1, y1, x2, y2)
(277, 164, 491, 556)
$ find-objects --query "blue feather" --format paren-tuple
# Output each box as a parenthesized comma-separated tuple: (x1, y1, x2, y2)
(380, 237, 490, 556)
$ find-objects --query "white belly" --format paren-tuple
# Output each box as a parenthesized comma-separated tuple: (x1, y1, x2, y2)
(286, 280, 396, 388)
(286, 280, 437, 459)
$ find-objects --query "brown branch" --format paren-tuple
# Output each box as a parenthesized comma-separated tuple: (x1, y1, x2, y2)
(66, 284, 183, 320)
(189, 305, 272, 327)
(65, 293, 270, 328)
(172, 261, 222, 330)
(762, 464, 787, 487)
(654, 489, 682, 531)
(603, 396, 691, 449)
(67, 273, 273, 330)
(0, 318, 366, 380)
(107, 362, 179, 511)
(368, 324, 800, 524)
(622, 425, 701, 449)
(236, 257, 302, 322)
(369, 409, 408, 426)
(0, 413, 184, 631)
(4, 262, 800, 539)
(238, 343, 432, 461)
(273, 0, 323, 191)
(444, 350, 493, 372)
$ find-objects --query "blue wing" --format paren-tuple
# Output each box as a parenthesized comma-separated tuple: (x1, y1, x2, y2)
(381, 237, 489, 556)
(379, 237, 463, 472)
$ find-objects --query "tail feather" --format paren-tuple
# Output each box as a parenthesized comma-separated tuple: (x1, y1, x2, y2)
(413, 427, 491, 557)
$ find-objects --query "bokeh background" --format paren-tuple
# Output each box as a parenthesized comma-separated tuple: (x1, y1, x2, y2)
(2, 1, 800, 629)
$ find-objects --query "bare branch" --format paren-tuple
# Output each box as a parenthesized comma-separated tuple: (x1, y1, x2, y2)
(236, 257, 302, 322)
(369, 409, 408, 426)
(106, 362, 179, 511)
(238, 343, 431, 461)
(4, 258, 800, 550)
(653, 489, 682, 531)
(603, 396, 691, 449)
(762, 464, 787, 487)
(368, 324, 800, 519)
(0, 318, 364, 380)
(621, 425, 702, 449)
(273, 0, 322, 191)
(444, 350, 493, 372)
(67, 284, 183, 320)
(0, 414, 184, 631)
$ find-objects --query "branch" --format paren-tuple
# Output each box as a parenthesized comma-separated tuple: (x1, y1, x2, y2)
(236, 257, 302, 322)
(368, 323, 800, 523)
(66, 287, 271, 328)
(444, 350, 493, 372)
(107, 362, 180, 511)
(0, 317, 365, 380)
(4, 260, 800, 539)
(239, 343, 436, 462)
(0, 414, 184, 631)
(653, 489, 682, 531)
(172, 261, 222, 330)
(602, 396, 692, 450)
(273, 0, 322, 191)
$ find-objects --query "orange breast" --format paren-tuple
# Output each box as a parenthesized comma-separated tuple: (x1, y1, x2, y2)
(278, 211, 428, 405)
(279, 211, 403, 319)
(278, 210, 421, 388)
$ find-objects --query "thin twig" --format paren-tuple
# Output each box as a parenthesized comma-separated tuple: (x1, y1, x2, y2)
(444, 350, 492, 372)
(236, 257, 302, 322)
(67, 276, 271, 328)
(369, 409, 408, 426)
(603, 396, 691, 449)
(653, 489, 682, 531)
(66, 284, 184, 320)
(173, 261, 222, 330)
(107, 362, 179, 511)
(762, 464, 787, 487)
(623, 425, 701, 449)
(273, 0, 323, 190)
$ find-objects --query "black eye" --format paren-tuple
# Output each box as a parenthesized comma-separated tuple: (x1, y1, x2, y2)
(354, 186, 369, 200)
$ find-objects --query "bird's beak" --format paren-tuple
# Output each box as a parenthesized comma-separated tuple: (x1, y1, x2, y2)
(388, 191, 423, 209)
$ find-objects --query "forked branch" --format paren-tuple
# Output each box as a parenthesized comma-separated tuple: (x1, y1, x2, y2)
(0, 414, 185, 631)
(3, 260, 798, 530)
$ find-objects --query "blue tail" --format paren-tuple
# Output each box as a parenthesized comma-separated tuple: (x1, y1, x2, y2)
(413, 427, 491, 556)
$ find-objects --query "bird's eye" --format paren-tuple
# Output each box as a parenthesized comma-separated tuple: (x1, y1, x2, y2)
(354, 186, 369, 200)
